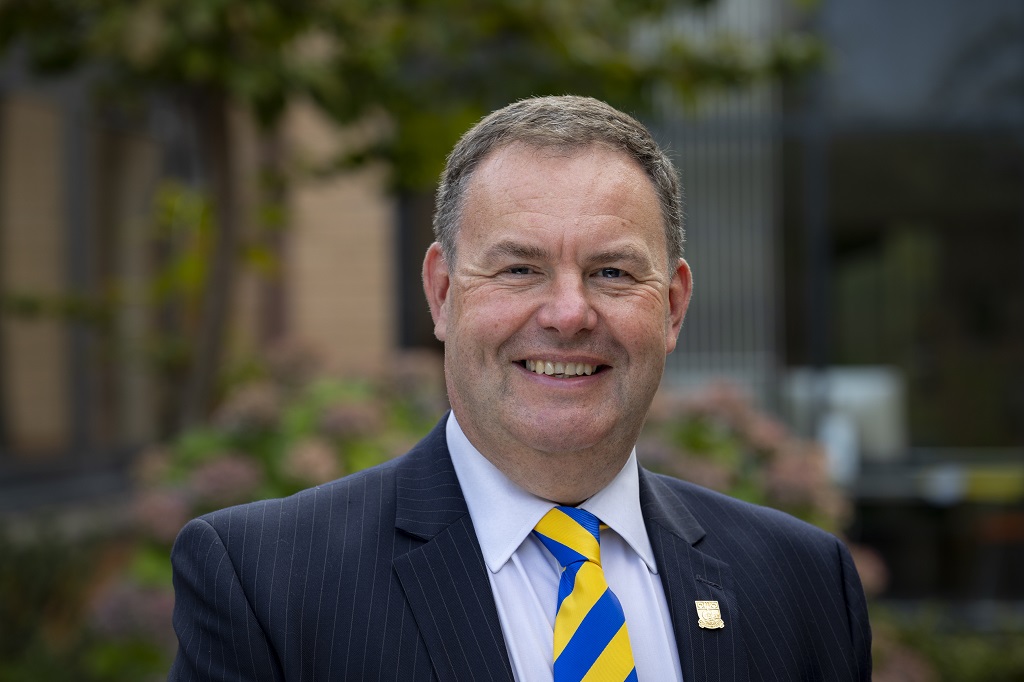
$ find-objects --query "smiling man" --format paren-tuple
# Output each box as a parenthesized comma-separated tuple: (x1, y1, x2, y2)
(169, 96, 872, 681)
(424, 141, 689, 507)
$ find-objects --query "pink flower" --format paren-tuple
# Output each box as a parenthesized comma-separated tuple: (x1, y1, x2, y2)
(637, 439, 679, 472)
(638, 440, 735, 492)
(89, 582, 176, 651)
(213, 382, 282, 432)
(132, 446, 173, 486)
(847, 542, 889, 598)
(676, 455, 734, 492)
(265, 339, 324, 387)
(380, 350, 449, 416)
(742, 414, 789, 454)
(383, 350, 444, 395)
(872, 641, 936, 682)
(133, 488, 190, 544)
(188, 454, 264, 506)
(763, 448, 828, 508)
(282, 438, 342, 485)
(701, 382, 752, 425)
(319, 402, 384, 440)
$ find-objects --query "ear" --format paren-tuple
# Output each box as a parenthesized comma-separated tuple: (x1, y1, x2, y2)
(665, 258, 692, 354)
(422, 242, 452, 342)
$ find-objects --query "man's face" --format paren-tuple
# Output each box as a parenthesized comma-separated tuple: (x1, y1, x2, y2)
(424, 143, 691, 477)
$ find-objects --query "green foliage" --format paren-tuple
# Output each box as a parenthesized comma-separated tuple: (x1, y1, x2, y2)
(310, 0, 824, 190)
(130, 546, 176, 588)
(0, 291, 114, 326)
(149, 181, 214, 304)
(0, 0, 822, 189)
(0, 525, 98, 651)
(0, 522, 120, 681)
(83, 639, 168, 682)
(0, 0, 331, 125)
(871, 606, 1024, 682)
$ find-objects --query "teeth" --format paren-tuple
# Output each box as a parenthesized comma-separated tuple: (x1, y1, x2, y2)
(524, 359, 597, 377)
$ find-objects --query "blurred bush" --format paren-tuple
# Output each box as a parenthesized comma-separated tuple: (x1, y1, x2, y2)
(642, 384, 849, 532)
(0, 523, 112, 681)
(1, 350, 1021, 679)
(0, 344, 446, 680)
(641, 383, 1024, 681)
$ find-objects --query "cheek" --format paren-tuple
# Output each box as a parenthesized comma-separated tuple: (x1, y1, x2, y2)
(460, 290, 534, 334)
(447, 309, 522, 363)
(619, 325, 673, 365)
(606, 298, 670, 338)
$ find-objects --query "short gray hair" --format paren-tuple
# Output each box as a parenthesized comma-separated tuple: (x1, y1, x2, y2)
(433, 95, 684, 266)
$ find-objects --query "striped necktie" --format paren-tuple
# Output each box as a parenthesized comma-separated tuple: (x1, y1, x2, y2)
(533, 506, 637, 682)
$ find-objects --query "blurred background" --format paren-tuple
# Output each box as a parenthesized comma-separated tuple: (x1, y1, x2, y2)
(0, 0, 1022, 679)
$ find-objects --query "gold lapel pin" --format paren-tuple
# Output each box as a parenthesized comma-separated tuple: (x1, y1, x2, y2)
(695, 600, 725, 629)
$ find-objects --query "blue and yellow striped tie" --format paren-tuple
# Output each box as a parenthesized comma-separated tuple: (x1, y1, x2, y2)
(533, 506, 637, 682)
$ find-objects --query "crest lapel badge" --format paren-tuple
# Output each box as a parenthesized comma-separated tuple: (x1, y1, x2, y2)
(695, 600, 725, 630)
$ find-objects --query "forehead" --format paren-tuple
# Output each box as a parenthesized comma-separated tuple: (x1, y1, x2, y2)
(460, 143, 662, 232)
(469, 141, 641, 185)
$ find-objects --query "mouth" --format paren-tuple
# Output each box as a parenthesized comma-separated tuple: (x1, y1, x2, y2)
(521, 359, 606, 378)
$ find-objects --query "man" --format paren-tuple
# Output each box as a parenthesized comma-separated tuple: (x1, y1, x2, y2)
(169, 96, 872, 681)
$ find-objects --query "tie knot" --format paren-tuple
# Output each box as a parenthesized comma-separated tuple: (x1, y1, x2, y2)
(533, 506, 603, 568)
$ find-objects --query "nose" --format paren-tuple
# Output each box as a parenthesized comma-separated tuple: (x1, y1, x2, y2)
(535, 273, 598, 336)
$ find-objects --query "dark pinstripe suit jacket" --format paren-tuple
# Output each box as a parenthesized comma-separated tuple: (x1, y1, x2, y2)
(169, 415, 871, 681)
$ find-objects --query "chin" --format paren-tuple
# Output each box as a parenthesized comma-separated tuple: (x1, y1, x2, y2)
(518, 426, 609, 456)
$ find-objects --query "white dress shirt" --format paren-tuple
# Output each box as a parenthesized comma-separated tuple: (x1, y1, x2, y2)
(446, 413, 684, 682)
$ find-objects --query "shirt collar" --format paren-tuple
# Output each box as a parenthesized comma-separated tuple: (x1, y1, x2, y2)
(445, 412, 659, 575)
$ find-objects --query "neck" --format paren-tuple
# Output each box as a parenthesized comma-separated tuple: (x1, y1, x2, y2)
(476, 440, 631, 506)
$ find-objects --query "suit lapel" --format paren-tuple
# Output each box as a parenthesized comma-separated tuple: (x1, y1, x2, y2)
(640, 470, 749, 682)
(392, 416, 514, 682)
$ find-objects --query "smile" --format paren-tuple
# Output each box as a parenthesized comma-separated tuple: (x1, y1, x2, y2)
(523, 359, 599, 377)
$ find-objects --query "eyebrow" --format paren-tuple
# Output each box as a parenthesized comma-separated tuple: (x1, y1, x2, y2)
(584, 246, 653, 270)
(479, 240, 655, 270)
(480, 240, 550, 264)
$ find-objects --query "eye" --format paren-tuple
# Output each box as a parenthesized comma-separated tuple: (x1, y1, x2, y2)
(506, 266, 534, 275)
(598, 267, 624, 278)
